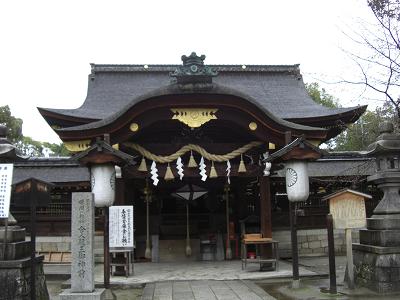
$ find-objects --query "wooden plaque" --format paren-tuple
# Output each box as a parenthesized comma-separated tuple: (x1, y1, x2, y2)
(329, 193, 366, 229)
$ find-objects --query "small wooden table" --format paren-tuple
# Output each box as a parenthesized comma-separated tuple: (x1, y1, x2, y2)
(241, 234, 279, 271)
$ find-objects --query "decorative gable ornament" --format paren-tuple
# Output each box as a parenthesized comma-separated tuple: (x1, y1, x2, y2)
(170, 52, 218, 85)
(171, 108, 218, 128)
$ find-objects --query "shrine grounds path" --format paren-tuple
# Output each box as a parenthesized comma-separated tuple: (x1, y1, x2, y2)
(47, 256, 400, 299)
(141, 280, 275, 300)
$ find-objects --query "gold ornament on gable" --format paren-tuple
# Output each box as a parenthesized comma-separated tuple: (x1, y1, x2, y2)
(64, 140, 91, 152)
(171, 108, 218, 128)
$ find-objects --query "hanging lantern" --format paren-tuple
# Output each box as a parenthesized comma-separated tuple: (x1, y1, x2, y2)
(91, 164, 116, 207)
(188, 150, 198, 168)
(138, 157, 148, 172)
(285, 161, 309, 202)
(238, 154, 247, 173)
(164, 163, 175, 181)
(209, 161, 218, 178)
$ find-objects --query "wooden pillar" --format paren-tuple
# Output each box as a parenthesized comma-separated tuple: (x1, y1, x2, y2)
(259, 176, 272, 239)
(114, 178, 125, 205)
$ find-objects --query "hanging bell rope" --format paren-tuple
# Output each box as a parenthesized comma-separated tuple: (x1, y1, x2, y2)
(124, 141, 262, 163)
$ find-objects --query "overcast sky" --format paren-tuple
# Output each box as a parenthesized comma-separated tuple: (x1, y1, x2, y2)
(0, 0, 378, 144)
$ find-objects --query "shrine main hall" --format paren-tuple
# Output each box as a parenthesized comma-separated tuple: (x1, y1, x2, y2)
(12, 53, 373, 262)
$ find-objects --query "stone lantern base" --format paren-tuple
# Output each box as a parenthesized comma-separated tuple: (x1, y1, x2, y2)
(353, 217, 400, 293)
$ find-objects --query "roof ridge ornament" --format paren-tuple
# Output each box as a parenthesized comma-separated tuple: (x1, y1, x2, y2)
(170, 52, 218, 86)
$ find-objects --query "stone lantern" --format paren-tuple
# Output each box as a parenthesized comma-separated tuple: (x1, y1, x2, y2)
(353, 122, 400, 293)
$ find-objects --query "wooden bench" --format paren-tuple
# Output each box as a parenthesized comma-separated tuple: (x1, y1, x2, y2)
(37, 251, 71, 264)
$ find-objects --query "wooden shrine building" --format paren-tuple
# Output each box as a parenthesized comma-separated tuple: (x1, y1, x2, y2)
(34, 52, 367, 260)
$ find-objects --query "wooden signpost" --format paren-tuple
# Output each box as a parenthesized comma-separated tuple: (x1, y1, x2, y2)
(323, 189, 371, 290)
(0, 164, 14, 261)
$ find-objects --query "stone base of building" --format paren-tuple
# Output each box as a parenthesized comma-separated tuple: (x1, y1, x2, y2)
(353, 243, 400, 294)
(59, 288, 106, 300)
(0, 255, 49, 300)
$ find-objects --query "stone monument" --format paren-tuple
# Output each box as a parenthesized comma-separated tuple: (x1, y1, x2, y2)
(59, 192, 105, 299)
(353, 122, 400, 293)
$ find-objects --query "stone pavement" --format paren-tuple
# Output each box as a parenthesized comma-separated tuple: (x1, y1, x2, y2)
(100, 260, 318, 285)
(141, 280, 276, 300)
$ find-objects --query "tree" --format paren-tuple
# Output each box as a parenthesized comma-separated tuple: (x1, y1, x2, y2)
(305, 83, 341, 108)
(306, 82, 395, 150)
(335, 103, 396, 150)
(0, 105, 23, 143)
(343, 0, 400, 122)
(0, 105, 69, 157)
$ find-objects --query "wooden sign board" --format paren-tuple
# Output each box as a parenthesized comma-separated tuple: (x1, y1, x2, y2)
(327, 190, 370, 229)
(109, 206, 134, 248)
(0, 164, 14, 218)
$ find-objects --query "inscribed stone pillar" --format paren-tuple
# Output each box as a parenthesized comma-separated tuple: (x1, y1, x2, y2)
(71, 192, 95, 293)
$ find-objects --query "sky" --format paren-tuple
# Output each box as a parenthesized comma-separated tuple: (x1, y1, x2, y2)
(0, 0, 381, 144)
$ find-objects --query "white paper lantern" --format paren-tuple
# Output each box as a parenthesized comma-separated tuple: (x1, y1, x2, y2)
(91, 164, 116, 207)
(285, 161, 309, 202)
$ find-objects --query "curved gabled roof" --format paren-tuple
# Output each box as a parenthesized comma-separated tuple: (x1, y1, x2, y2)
(50, 82, 327, 140)
(38, 64, 365, 130)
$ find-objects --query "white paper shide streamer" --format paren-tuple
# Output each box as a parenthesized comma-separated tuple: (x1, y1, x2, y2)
(150, 161, 159, 186)
(264, 162, 272, 176)
(176, 157, 184, 180)
(262, 152, 271, 176)
(226, 160, 231, 184)
(199, 156, 207, 181)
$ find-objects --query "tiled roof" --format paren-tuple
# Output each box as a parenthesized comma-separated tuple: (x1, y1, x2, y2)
(39, 64, 364, 124)
(13, 158, 89, 184)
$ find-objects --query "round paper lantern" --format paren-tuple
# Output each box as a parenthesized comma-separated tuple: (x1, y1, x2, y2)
(91, 164, 116, 207)
(285, 161, 309, 202)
